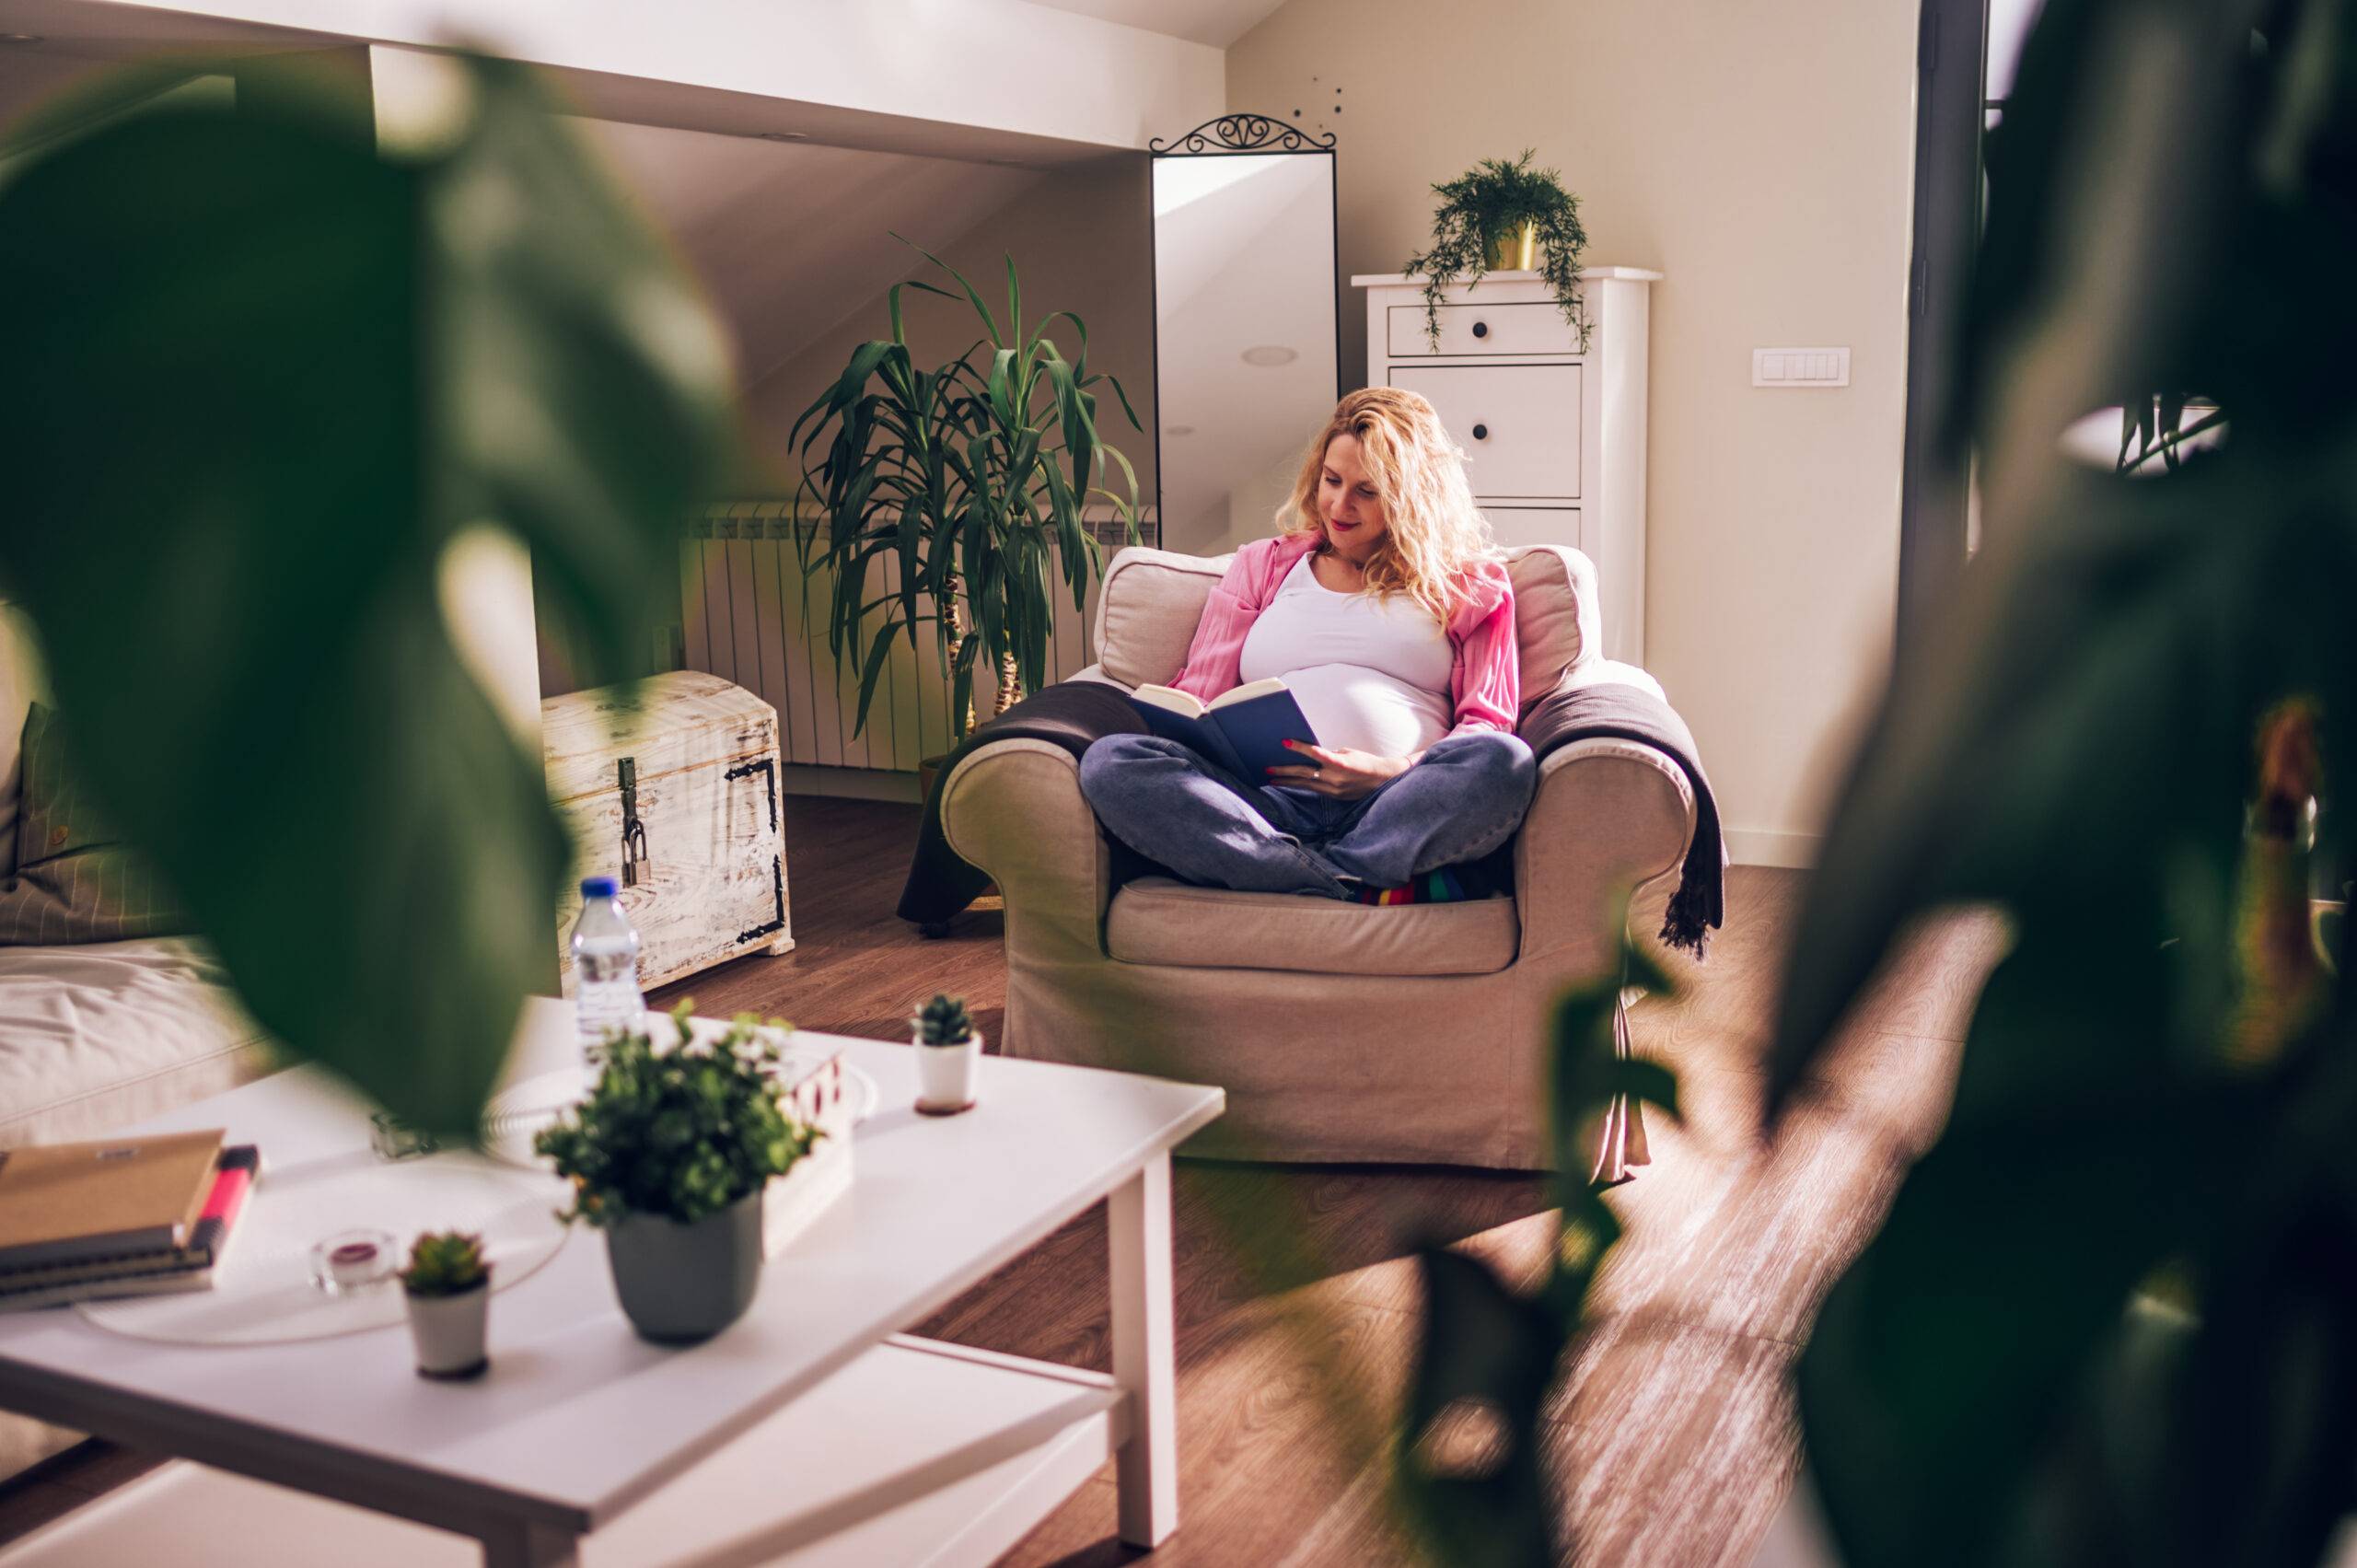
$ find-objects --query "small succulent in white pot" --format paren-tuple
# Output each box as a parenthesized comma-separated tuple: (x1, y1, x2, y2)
(911, 993, 981, 1115)
(400, 1230, 492, 1380)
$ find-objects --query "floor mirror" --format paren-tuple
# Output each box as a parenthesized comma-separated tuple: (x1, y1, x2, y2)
(1149, 114, 1340, 556)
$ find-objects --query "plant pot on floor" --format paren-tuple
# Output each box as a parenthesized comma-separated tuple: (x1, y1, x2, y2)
(406, 1285, 490, 1379)
(604, 1189, 764, 1344)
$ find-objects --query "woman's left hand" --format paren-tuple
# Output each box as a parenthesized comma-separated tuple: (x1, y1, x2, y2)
(1265, 740, 1411, 800)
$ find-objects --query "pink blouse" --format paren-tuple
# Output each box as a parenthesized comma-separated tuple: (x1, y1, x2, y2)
(1168, 532, 1520, 738)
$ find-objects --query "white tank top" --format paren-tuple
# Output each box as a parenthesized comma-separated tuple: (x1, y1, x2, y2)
(1237, 552, 1454, 758)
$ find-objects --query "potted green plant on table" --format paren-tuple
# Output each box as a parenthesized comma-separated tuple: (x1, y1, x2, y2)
(534, 1004, 819, 1343)
(1401, 149, 1590, 351)
(911, 993, 982, 1115)
(789, 240, 1145, 763)
(400, 1231, 492, 1380)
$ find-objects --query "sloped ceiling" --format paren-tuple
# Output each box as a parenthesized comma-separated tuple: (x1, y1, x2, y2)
(1022, 0, 1291, 49)
(579, 117, 1039, 391)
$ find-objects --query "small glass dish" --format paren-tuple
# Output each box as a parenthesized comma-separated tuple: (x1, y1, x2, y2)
(368, 1111, 439, 1162)
(308, 1228, 400, 1295)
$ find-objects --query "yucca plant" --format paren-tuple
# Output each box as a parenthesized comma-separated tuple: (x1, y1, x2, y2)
(789, 238, 1144, 741)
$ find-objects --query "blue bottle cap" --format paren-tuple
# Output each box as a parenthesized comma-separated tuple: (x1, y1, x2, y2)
(580, 876, 620, 899)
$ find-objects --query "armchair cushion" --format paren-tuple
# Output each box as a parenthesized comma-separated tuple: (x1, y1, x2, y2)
(1092, 547, 1226, 690)
(1107, 877, 1518, 976)
(1505, 546, 1601, 716)
(1090, 541, 1605, 718)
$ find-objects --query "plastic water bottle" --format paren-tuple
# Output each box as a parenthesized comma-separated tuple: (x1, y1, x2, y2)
(570, 876, 644, 1063)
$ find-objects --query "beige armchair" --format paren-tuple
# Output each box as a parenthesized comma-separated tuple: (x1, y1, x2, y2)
(938, 543, 1696, 1171)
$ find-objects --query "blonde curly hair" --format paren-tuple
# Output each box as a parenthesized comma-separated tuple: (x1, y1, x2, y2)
(1278, 387, 1498, 623)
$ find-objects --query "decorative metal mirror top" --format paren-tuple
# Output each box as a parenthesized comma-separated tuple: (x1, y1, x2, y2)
(1148, 111, 1341, 557)
(1150, 114, 1339, 157)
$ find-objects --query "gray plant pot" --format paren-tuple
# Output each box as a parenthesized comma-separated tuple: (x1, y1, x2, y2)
(603, 1189, 764, 1344)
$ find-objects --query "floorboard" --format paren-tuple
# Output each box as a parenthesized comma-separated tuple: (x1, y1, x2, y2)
(0, 793, 1995, 1567)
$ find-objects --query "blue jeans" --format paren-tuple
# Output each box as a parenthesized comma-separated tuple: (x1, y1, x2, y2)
(1078, 730, 1538, 898)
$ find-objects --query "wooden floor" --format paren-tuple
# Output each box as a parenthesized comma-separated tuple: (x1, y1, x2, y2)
(0, 795, 2002, 1566)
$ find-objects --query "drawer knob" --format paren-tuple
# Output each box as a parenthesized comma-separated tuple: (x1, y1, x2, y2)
(1471, 423, 1490, 441)
(1471, 320, 1490, 339)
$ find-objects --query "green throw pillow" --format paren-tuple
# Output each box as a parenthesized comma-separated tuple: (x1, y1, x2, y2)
(0, 703, 182, 944)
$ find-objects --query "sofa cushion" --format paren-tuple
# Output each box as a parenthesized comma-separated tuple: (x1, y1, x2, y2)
(0, 937, 273, 1149)
(0, 605, 42, 884)
(1106, 877, 1519, 976)
(0, 703, 184, 945)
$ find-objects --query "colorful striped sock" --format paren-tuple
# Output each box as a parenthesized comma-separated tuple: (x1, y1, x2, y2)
(1352, 868, 1469, 905)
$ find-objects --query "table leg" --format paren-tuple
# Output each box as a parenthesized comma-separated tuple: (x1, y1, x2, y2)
(479, 1516, 582, 1568)
(1108, 1152, 1178, 1548)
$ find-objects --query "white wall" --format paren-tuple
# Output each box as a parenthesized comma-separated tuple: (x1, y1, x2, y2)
(72, 0, 1224, 156)
(745, 155, 1161, 510)
(1228, 0, 1919, 865)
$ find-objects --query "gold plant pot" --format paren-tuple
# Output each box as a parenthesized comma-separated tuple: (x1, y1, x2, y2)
(1484, 218, 1538, 272)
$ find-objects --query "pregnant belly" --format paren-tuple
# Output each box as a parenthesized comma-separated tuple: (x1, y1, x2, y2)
(1284, 664, 1452, 759)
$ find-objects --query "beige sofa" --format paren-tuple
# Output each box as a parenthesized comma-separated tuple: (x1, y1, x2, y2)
(940, 543, 1697, 1170)
(0, 609, 276, 1480)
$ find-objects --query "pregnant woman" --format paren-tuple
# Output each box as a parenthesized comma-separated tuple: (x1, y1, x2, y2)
(1080, 387, 1536, 900)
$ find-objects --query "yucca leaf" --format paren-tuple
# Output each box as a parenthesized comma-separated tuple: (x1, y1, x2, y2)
(891, 231, 1002, 345)
(849, 621, 898, 737)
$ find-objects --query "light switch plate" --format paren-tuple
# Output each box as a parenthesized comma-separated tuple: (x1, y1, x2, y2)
(1753, 347, 1851, 388)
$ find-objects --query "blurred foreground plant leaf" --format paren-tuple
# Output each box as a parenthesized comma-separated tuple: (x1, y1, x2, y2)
(1768, 0, 2357, 1561)
(1398, 945, 1678, 1563)
(0, 56, 734, 1135)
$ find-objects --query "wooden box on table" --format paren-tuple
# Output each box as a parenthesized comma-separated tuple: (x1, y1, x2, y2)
(541, 671, 793, 994)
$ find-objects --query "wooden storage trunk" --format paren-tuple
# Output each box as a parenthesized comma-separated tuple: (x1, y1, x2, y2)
(542, 672, 793, 996)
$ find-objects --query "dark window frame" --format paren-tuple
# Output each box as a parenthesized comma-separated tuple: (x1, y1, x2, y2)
(1896, 0, 1991, 664)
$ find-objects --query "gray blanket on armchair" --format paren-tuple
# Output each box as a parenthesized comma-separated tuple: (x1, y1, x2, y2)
(897, 678, 1724, 957)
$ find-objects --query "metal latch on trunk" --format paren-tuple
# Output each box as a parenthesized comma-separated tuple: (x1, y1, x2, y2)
(618, 757, 651, 887)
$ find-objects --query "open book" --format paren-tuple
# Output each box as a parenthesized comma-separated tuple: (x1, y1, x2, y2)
(1128, 678, 1320, 780)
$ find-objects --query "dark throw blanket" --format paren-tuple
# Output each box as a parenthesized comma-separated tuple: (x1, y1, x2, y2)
(896, 682, 1153, 931)
(898, 678, 1725, 958)
(1520, 680, 1725, 958)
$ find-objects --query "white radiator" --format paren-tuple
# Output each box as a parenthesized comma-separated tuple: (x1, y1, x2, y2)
(679, 504, 1147, 772)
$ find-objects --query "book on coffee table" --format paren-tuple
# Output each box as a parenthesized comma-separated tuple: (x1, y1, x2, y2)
(0, 1129, 225, 1271)
(0, 1145, 260, 1312)
(1128, 677, 1320, 779)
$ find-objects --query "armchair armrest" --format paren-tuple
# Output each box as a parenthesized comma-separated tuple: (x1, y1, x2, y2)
(939, 738, 1113, 961)
(1514, 736, 1696, 976)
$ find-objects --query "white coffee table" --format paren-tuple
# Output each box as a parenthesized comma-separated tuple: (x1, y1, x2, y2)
(0, 999, 1224, 1566)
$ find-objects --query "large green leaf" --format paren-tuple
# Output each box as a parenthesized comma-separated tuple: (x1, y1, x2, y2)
(0, 58, 734, 1136)
(1766, 0, 2357, 1560)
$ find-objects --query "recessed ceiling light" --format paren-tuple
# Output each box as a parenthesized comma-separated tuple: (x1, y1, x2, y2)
(1164, 424, 1196, 436)
(758, 131, 810, 142)
(1240, 345, 1298, 367)
(0, 34, 45, 44)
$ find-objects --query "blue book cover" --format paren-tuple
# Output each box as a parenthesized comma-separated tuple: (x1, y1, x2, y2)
(1127, 679, 1320, 780)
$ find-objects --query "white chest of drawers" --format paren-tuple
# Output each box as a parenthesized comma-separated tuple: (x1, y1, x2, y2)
(1353, 267, 1658, 662)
